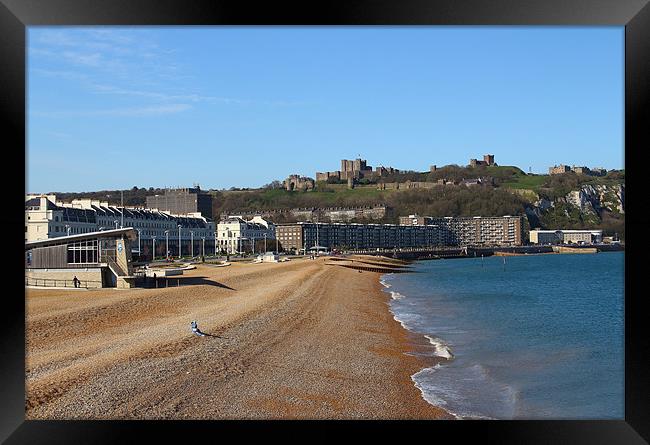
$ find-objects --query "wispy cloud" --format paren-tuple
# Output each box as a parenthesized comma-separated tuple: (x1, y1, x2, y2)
(31, 104, 192, 118)
(30, 68, 89, 81)
(87, 83, 304, 107)
(30, 29, 175, 80)
(29, 28, 306, 112)
(88, 83, 257, 105)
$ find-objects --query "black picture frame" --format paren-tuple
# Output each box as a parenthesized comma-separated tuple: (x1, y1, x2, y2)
(2, 0, 648, 442)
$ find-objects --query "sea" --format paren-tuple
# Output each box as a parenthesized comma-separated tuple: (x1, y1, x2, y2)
(380, 251, 624, 419)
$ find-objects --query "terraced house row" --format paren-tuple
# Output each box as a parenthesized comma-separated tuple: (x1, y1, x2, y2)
(25, 195, 216, 257)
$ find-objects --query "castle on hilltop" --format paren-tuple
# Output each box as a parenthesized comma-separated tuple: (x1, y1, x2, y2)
(316, 158, 400, 182)
(469, 154, 496, 167)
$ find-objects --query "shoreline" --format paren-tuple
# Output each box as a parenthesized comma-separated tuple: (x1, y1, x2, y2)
(377, 271, 458, 419)
(26, 256, 452, 419)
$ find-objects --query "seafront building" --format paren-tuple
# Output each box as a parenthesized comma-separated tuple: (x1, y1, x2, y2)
(399, 214, 524, 246)
(276, 215, 523, 252)
(25, 196, 216, 257)
(145, 186, 213, 218)
(276, 222, 445, 252)
(25, 228, 138, 288)
(529, 229, 603, 245)
(217, 216, 276, 254)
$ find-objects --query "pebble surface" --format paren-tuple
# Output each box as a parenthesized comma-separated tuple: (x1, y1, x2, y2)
(26, 256, 451, 419)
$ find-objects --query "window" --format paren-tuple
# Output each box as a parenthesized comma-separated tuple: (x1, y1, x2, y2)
(67, 239, 98, 264)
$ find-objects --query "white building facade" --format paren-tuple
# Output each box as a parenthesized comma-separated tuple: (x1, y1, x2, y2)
(26, 196, 216, 258)
(217, 216, 276, 254)
(529, 229, 603, 245)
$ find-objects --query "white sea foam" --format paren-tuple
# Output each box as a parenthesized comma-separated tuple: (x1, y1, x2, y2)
(392, 313, 411, 330)
(424, 335, 455, 360)
(412, 362, 517, 419)
(389, 291, 404, 300)
(379, 279, 392, 289)
(411, 368, 463, 419)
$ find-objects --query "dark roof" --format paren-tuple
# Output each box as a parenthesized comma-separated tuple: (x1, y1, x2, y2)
(25, 197, 55, 210)
(26, 199, 97, 223)
(25, 228, 137, 250)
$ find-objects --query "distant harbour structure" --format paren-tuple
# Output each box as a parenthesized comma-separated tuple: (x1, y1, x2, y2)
(529, 229, 603, 245)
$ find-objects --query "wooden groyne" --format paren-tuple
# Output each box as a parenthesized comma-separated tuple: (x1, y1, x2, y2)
(325, 262, 413, 273)
(325, 255, 413, 273)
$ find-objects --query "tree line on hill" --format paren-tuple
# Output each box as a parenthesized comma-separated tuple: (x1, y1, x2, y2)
(50, 186, 166, 207)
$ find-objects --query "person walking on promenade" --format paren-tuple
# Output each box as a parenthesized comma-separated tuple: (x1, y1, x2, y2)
(73, 276, 80, 288)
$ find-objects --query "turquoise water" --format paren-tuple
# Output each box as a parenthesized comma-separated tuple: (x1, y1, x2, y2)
(381, 252, 624, 419)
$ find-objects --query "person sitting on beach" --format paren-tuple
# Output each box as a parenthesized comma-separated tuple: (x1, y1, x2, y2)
(190, 320, 206, 337)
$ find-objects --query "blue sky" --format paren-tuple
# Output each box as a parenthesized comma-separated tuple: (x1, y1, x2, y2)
(27, 27, 624, 193)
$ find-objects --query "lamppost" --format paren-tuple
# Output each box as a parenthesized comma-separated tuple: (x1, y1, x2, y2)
(264, 233, 267, 253)
(177, 224, 182, 259)
(152, 236, 156, 262)
(201, 237, 205, 259)
(316, 218, 320, 256)
(136, 229, 141, 255)
(65, 224, 70, 236)
(120, 190, 124, 228)
(164, 230, 169, 259)
(214, 232, 218, 256)
(190, 231, 194, 258)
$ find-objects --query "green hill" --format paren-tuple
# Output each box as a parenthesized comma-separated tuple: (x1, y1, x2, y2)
(45, 166, 624, 239)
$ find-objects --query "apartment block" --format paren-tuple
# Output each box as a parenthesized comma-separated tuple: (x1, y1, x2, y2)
(400, 215, 524, 246)
(146, 186, 213, 218)
(276, 222, 445, 252)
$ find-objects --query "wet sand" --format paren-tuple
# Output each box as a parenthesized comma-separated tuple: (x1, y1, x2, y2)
(25, 256, 452, 419)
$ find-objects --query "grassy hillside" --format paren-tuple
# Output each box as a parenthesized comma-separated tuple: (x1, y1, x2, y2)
(214, 185, 530, 223)
(500, 174, 547, 190)
(44, 166, 624, 238)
